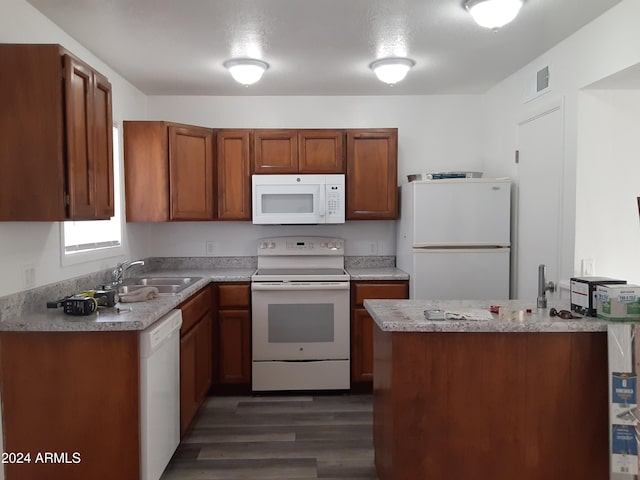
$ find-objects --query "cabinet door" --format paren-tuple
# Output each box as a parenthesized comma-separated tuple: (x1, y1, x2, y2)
(346, 129, 398, 220)
(253, 129, 298, 173)
(123, 121, 170, 222)
(195, 315, 213, 402)
(64, 54, 95, 219)
(351, 281, 408, 387)
(215, 310, 251, 385)
(180, 326, 198, 437)
(169, 125, 215, 220)
(92, 71, 114, 219)
(217, 130, 252, 220)
(352, 308, 374, 383)
(298, 130, 345, 173)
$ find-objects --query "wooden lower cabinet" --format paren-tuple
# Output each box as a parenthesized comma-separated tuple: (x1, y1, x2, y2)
(373, 328, 609, 480)
(0, 331, 140, 480)
(213, 283, 252, 393)
(351, 280, 408, 390)
(179, 286, 214, 436)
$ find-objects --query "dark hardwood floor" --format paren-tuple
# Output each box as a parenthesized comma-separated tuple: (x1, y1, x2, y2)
(161, 394, 378, 480)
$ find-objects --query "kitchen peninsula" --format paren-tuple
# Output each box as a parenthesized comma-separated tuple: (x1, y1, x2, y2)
(365, 299, 610, 480)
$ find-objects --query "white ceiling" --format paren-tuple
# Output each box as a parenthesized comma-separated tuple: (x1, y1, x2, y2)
(26, 0, 623, 96)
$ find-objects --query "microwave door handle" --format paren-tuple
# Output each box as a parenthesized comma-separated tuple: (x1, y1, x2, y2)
(318, 186, 326, 218)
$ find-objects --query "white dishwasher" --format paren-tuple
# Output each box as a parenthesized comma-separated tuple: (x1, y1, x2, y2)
(140, 309, 182, 480)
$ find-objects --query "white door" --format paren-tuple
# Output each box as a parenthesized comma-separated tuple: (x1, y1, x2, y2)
(411, 248, 510, 300)
(412, 181, 511, 246)
(515, 105, 563, 301)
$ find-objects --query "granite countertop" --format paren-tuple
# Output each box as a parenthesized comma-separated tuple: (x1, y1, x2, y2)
(0, 268, 255, 333)
(364, 299, 610, 333)
(346, 267, 409, 281)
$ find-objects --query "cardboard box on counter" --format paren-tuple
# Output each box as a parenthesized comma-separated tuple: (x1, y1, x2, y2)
(598, 284, 640, 322)
(571, 277, 626, 317)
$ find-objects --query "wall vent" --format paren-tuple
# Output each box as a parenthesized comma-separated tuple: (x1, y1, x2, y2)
(537, 66, 550, 92)
(524, 64, 551, 103)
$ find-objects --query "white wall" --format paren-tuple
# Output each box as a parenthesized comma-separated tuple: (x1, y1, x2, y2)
(0, 0, 147, 297)
(575, 89, 640, 284)
(482, 0, 640, 283)
(128, 95, 484, 257)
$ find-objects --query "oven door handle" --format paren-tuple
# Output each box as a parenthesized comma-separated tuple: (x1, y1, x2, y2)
(251, 282, 350, 291)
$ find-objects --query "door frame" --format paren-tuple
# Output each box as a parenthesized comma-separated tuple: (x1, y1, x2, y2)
(513, 96, 566, 299)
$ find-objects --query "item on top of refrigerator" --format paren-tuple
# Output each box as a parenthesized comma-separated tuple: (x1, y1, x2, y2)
(570, 276, 627, 317)
(597, 284, 640, 322)
(406, 171, 483, 182)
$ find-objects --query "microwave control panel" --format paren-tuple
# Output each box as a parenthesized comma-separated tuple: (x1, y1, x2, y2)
(325, 183, 344, 223)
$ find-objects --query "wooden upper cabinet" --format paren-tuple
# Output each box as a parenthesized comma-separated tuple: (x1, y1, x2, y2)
(298, 130, 345, 173)
(124, 121, 170, 222)
(217, 130, 252, 220)
(169, 125, 215, 220)
(346, 129, 398, 220)
(252, 129, 298, 173)
(0, 44, 114, 221)
(123, 121, 215, 222)
(252, 129, 345, 174)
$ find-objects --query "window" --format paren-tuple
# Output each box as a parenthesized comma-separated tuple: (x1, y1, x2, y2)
(61, 124, 123, 265)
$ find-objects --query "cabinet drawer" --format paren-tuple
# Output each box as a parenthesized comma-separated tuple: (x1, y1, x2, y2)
(353, 282, 408, 307)
(179, 286, 212, 335)
(218, 283, 250, 309)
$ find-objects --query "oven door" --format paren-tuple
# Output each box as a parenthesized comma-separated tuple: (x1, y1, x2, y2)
(251, 281, 350, 361)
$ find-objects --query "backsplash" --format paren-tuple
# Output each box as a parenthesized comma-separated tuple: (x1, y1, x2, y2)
(147, 256, 257, 271)
(345, 256, 395, 268)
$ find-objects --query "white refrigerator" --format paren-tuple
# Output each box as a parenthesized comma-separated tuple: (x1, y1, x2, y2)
(396, 178, 511, 300)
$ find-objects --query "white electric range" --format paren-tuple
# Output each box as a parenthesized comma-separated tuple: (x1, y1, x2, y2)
(251, 236, 350, 391)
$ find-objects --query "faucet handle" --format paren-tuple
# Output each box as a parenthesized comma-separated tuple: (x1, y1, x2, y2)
(546, 281, 556, 293)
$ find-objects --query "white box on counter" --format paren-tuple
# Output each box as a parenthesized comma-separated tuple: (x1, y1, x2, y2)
(598, 284, 640, 322)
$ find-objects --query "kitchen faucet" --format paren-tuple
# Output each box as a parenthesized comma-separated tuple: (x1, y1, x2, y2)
(112, 260, 145, 285)
(537, 264, 556, 308)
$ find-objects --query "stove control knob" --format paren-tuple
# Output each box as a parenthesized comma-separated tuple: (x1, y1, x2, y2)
(320, 242, 326, 248)
(268, 242, 276, 249)
(259, 242, 268, 249)
(328, 241, 336, 250)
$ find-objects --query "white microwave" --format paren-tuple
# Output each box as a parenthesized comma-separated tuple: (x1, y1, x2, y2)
(252, 174, 345, 224)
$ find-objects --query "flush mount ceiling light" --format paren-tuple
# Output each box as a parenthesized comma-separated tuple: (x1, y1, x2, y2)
(369, 57, 415, 85)
(223, 58, 269, 86)
(465, 0, 523, 30)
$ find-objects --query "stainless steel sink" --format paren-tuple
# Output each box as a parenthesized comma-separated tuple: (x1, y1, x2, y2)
(118, 276, 202, 296)
(131, 277, 199, 286)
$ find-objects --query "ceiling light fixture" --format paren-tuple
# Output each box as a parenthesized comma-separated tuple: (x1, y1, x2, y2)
(369, 57, 415, 85)
(465, 0, 523, 30)
(223, 58, 269, 86)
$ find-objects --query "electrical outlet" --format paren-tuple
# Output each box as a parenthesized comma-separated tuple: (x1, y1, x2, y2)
(206, 241, 217, 256)
(23, 264, 36, 288)
(368, 242, 378, 255)
(581, 259, 595, 276)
